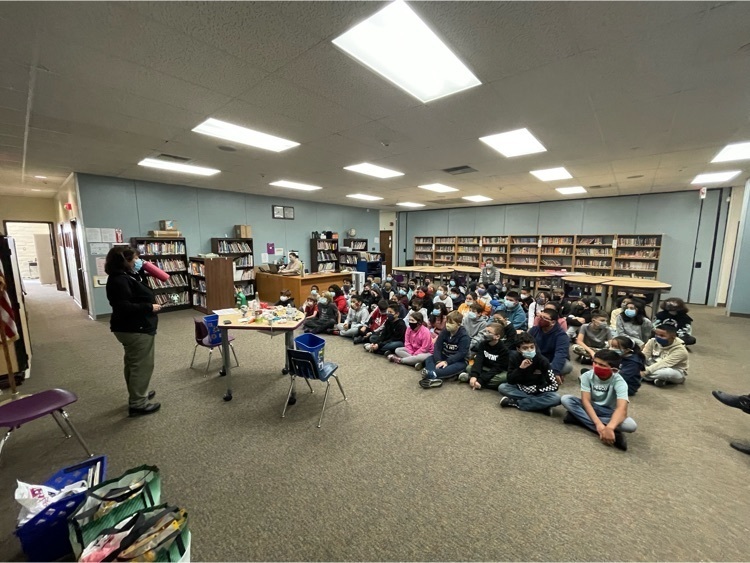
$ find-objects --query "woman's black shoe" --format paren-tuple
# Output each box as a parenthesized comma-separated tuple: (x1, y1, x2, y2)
(148, 391, 156, 400)
(129, 403, 161, 417)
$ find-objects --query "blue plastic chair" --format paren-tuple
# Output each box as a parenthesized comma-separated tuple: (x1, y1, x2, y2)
(189, 317, 238, 376)
(283, 349, 347, 428)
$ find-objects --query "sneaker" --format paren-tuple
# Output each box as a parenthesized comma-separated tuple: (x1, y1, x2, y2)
(419, 378, 443, 389)
(388, 354, 401, 364)
(499, 396, 519, 409)
(414, 362, 424, 372)
(332, 330, 340, 336)
(386, 353, 394, 361)
(128, 403, 161, 417)
(653, 379, 667, 388)
(730, 441, 750, 455)
(613, 431, 628, 451)
(537, 407, 552, 416)
(352, 336, 364, 345)
(712, 390, 750, 413)
(457, 372, 469, 383)
(364, 343, 373, 352)
(563, 412, 578, 424)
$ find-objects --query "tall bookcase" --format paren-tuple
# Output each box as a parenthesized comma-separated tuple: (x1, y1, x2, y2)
(131, 237, 191, 311)
(310, 238, 339, 273)
(414, 237, 434, 266)
(573, 235, 615, 275)
(508, 236, 539, 270)
(211, 238, 255, 299)
(613, 235, 661, 279)
(340, 238, 367, 270)
(188, 256, 235, 314)
(540, 236, 574, 270)
(480, 236, 508, 266)
(434, 236, 457, 264)
(456, 236, 481, 266)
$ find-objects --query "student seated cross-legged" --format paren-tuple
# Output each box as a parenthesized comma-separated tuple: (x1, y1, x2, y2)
(335, 295, 369, 338)
(419, 311, 470, 389)
(353, 299, 388, 344)
(492, 290, 527, 331)
(365, 302, 406, 355)
(561, 349, 637, 451)
(608, 335, 645, 396)
(498, 332, 561, 414)
(302, 292, 340, 334)
(529, 308, 573, 383)
(572, 311, 614, 364)
(390, 312, 434, 367)
(449, 282, 465, 307)
(491, 311, 518, 349)
(301, 293, 318, 320)
(463, 301, 489, 353)
(466, 323, 511, 390)
(428, 301, 448, 340)
(640, 320, 689, 387)
(653, 298, 696, 346)
(433, 285, 454, 312)
(615, 298, 653, 347)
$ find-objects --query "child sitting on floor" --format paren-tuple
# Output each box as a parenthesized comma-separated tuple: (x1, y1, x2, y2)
(641, 320, 689, 387)
(433, 285, 454, 312)
(615, 298, 653, 346)
(572, 311, 614, 363)
(653, 298, 696, 345)
(353, 299, 388, 344)
(335, 295, 369, 338)
(274, 289, 294, 308)
(609, 335, 645, 396)
(419, 311, 470, 389)
(498, 332, 561, 414)
(303, 292, 339, 334)
(492, 290, 527, 331)
(365, 303, 406, 356)
(429, 301, 448, 338)
(390, 312, 434, 367)
(302, 294, 318, 319)
(467, 323, 510, 390)
(463, 301, 489, 352)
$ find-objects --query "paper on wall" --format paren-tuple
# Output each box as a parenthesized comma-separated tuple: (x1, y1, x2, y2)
(85, 228, 102, 242)
(261, 253, 269, 263)
(274, 248, 284, 256)
(96, 257, 106, 276)
(100, 228, 117, 243)
(89, 242, 110, 255)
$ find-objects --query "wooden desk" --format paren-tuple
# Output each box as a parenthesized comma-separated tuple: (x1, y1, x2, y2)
(256, 271, 352, 304)
(451, 265, 482, 274)
(602, 278, 672, 318)
(218, 308, 306, 401)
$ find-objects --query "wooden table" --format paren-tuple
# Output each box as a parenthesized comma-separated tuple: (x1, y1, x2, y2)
(218, 308, 306, 401)
(602, 278, 672, 318)
(451, 265, 482, 274)
(500, 268, 558, 291)
(414, 266, 455, 282)
(561, 275, 614, 301)
(392, 266, 423, 273)
(256, 271, 352, 305)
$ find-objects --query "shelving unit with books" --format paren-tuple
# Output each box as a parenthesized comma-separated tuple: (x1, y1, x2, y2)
(573, 234, 615, 275)
(540, 235, 573, 270)
(613, 234, 661, 279)
(211, 238, 255, 299)
(340, 238, 367, 269)
(413, 237, 434, 266)
(188, 256, 235, 314)
(434, 236, 456, 264)
(455, 236, 480, 266)
(131, 237, 191, 311)
(509, 235, 539, 268)
(480, 236, 508, 266)
(310, 238, 339, 273)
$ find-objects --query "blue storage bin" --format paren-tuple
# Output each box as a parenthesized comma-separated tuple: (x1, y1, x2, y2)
(294, 333, 326, 367)
(16, 455, 107, 562)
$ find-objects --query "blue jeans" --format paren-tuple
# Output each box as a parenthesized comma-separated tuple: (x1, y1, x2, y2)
(425, 356, 467, 380)
(498, 384, 561, 411)
(376, 341, 404, 355)
(560, 395, 637, 433)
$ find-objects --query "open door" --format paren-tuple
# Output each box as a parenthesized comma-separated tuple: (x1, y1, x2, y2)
(380, 230, 393, 273)
(68, 219, 88, 311)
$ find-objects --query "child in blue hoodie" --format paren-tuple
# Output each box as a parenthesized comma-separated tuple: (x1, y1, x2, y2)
(492, 290, 527, 330)
(420, 310, 470, 389)
(609, 335, 645, 396)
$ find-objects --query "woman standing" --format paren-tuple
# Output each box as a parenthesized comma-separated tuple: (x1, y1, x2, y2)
(105, 247, 161, 416)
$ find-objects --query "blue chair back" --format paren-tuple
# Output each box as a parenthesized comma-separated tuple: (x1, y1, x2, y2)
(203, 314, 223, 347)
(286, 349, 321, 381)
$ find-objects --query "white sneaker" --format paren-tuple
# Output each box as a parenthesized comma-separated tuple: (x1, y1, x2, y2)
(364, 343, 372, 352)
(458, 372, 469, 383)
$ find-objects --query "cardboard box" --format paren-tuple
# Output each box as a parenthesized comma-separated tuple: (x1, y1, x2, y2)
(159, 220, 177, 231)
(234, 225, 252, 238)
(149, 230, 182, 237)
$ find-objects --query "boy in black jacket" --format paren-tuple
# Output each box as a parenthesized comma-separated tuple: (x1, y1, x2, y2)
(467, 323, 510, 390)
(498, 332, 561, 414)
(420, 311, 470, 389)
(365, 303, 406, 356)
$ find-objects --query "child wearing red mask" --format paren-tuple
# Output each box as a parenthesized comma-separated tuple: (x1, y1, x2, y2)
(560, 349, 637, 451)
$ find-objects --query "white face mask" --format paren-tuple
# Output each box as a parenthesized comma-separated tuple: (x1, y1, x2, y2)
(280, 296, 288, 302)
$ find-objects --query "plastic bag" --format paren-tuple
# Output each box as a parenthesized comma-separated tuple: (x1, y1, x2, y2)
(15, 479, 88, 526)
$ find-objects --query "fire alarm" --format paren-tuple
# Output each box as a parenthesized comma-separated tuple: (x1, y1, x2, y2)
(64, 202, 73, 210)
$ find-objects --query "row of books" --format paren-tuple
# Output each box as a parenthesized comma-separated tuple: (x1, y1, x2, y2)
(189, 262, 205, 276)
(349, 241, 367, 250)
(235, 284, 255, 297)
(153, 259, 186, 272)
(458, 246, 479, 252)
(457, 237, 478, 244)
(216, 241, 252, 253)
(436, 245, 455, 252)
(577, 248, 613, 256)
(234, 269, 254, 281)
(577, 237, 606, 245)
(457, 255, 478, 263)
(576, 259, 610, 267)
(315, 241, 338, 250)
(235, 255, 254, 267)
(435, 238, 455, 244)
(615, 261, 657, 271)
(483, 237, 508, 244)
(317, 262, 336, 272)
(156, 291, 189, 307)
(542, 237, 574, 244)
(619, 237, 659, 246)
(340, 255, 358, 265)
(512, 237, 537, 244)
(542, 247, 572, 255)
(137, 242, 186, 255)
(146, 273, 188, 289)
(510, 246, 536, 254)
(415, 238, 433, 244)
(415, 254, 432, 260)
(192, 294, 207, 308)
(541, 259, 564, 266)
(617, 251, 659, 258)
(510, 258, 537, 265)
(316, 251, 337, 261)
(191, 279, 207, 293)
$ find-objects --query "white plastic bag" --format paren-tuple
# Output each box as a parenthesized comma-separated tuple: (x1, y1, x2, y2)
(15, 479, 88, 526)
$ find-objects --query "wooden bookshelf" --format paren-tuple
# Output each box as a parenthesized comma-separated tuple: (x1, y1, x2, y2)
(480, 236, 508, 266)
(311, 238, 339, 273)
(340, 238, 366, 269)
(131, 236, 191, 312)
(434, 236, 457, 264)
(188, 256, 235, 314)
(573, 234, 615, 275)
(211, 238, 255, 299)
(414, 236, 434, 266)
(613, 234, 661, 279)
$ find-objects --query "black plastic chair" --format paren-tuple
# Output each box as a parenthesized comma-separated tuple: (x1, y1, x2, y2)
(283, 349, 347, 428)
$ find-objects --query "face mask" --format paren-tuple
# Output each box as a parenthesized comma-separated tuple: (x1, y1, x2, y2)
(520, 294, 529, 300)
(409, 321, 419, 330)
(431, 309, 440, 316)
(610, 348, 623, 355)
(280, 296, 288, 302)
(318, 298, 328, 305)
(435, 290, 443, 297)
(655, 336, 669, 346)
(485, 263, 492, 268)
(386, 277, 393, 282)
(450, 293, 459, 299)
(386, 313, 395, 320)
(311, 289, 318, 295)
(521, 349, 536, 359)
(539, 319, 553, 328)
(409, 284, 416, 289)
(446, 322, 459, 333)
(465, 300, 474, 306)
(593, 364, 613, 379)
(416, 291, 425, 298)
(449, 280, 456, 287)
(133, 258, 144, 272)
(589, 303, 597, 309)
(468, 312, 477, 319)
(624, 309, 636, 318)
(399, 289, 406, 295)
(504, 299, 516, 309)
(536, 296, 548, 305)
(477, 288, 486, 296)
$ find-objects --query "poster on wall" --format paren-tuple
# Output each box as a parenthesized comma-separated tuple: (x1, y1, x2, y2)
(101, 228, 118, 243)
(90, 242, 110, 255)
(85, 228, 102, 242)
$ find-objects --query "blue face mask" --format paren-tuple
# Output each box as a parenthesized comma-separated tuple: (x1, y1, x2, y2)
(386, 313, 395, 320)
(449, 280, 456, 287)
(504, 299, 516, 309)
(624, 309, 636, 318)
(133, 258, 144, 272)
(431, 309, 440, 316)
(611, 348, 623, 355)
(386, 277, 393, 282)
(468, 312, 477, 319)
(398, 289, 406, 295)
(521, 349, 536, 359)
(435, 290, 443, 297)
(317, 298, 328, 305)
(655, 336, 669, 346)
(311, 289, 318, 295)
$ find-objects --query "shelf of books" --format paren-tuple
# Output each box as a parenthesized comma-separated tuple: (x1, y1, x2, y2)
(310, 238, 339, 273)
(613, 235, 661, 279)
(573, 235, 615, 275)
(211, 238, 255, 300)
(188, 256, 235, 314)
(340, 238, 367, 269)
(413, 237, 434, 266)
(434, 236, 456, 264)
(479, 236, 508, 266)
(131, 237, 191, 311)
(508, 236, 539, 269)
(456, 236, 481, 266)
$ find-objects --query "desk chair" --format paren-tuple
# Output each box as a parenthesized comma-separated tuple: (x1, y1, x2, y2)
(189, 317, 239, 376)
(283, 350, 347, 428)
(0, 388, 93, 461)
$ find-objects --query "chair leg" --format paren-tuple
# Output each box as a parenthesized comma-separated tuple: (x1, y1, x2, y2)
(204, 349, 213, 376)
(58, 409, 93, 457)
(230, 343, 239, 367)
(318, 381, 332, 428)
(189, 344, 199, 368)
(332, 374, 347, 400)
(282, 376, 296, 418)
(0, 428, 12, 458)
(50, 411, 71, 438)
(305, 378, 314, 393)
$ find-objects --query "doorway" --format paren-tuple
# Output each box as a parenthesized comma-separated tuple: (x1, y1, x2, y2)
(3, 221, 62, 289)
(380, 230, 393, 273)
(67, 219, 88, 311)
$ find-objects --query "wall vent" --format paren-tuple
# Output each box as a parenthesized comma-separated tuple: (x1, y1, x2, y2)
(156, 153, 192, 163)
(443, 165, 477, 175)
(427, 198, 467, 205)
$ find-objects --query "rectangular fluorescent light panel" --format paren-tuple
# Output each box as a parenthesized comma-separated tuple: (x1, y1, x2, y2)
(344, 163, 404, 178)
(138, 158, 220, 176)
(192, 118, 299, 152)
(347, 193, 384, 201)
(691, 171, 741, 184)
(556, 186, 587, 195)
(397, 202, 425, 207)
(418, 183, 458, 193)
(270, 180, 322, 191)
(479, 128, 547, 158)
(530, 167, 572, 181)
(462, 195, 492, 202)
(332, 0, 481, 103)
(712, 142, 750, 163)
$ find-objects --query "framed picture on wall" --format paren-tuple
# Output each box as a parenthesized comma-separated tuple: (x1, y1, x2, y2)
(283, 206, 295, 220)
(272, 205, 284, 219)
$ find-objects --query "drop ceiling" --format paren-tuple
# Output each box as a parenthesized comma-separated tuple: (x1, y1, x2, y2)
(0, 1, 749, 207)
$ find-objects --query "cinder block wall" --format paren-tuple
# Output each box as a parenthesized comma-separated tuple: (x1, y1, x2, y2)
(5, 222, 52, 278)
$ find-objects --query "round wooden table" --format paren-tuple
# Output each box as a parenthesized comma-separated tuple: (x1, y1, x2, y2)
(602, 278, 672, 318)
(392, 266, 423, 273)
(561, 275, 614, 302)
(451, 265, 482, 274)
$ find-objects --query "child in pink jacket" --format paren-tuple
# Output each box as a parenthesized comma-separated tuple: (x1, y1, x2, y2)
(389, 312, 434, 367)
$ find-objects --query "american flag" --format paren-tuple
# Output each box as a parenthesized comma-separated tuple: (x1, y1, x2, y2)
(0, 263, 18, 342)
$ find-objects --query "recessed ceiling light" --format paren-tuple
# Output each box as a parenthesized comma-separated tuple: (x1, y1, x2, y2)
(711, 142, 750, 163)
(691, 171, 741, 184)
(397, 202, 425, 207)
(462, 195, 492, 202)
(31, 189, 42, 192)
(347, 193, 384, 201)
(530, 167, 572, 181)
(344, 163, 404, 178)
(556, 186, 587, 195)
(138, 158, 220, 176)
(332, 0, 481, 103)
(418, 183, 458, 193)
(479, 128, 547, 158)
(33, 175, 47, 179)
(269, 180, 322, 191)
(192, 118, 299, 152)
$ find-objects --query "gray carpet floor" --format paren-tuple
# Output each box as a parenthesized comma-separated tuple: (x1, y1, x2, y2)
(1, 282, 749, 561)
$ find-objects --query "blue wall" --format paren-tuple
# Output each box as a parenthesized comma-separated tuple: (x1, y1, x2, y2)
(397, 190, 728, 301)
(77, 174, 379, 316)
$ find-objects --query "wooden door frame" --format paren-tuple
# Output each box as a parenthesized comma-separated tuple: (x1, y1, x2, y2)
(59, 223, 73, 295)
(3, 220, 64, 290)
(69, 219, 89, 311)
(380, 230, 393, 273)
